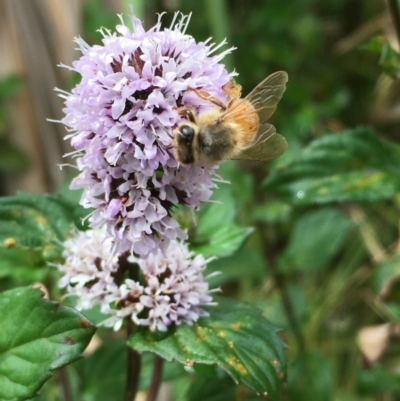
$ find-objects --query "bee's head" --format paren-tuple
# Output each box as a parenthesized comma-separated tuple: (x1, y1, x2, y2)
(178, 124, 195, 145)
(173, 123, 199, 164)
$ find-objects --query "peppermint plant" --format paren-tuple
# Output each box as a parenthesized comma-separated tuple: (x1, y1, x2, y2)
(0, 12, 286, 401)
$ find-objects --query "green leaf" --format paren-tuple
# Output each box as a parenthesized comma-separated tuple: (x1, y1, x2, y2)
(196, 202, 237, 239)
(278, 171, 399, 204)
(128, 297, 286, 400)
(281, 207, 354, 272)
(0, 192, 87, 261)
(0, 287, 96, 401)
(219, 161, 254, 206)
(265, 127, 400, 204)
(190, 184, 253, 258)
(0, 247, 47, 283)
(251, 200, 292, 224)
(196, 186, 236, 238)
(191, 223, 253, 258)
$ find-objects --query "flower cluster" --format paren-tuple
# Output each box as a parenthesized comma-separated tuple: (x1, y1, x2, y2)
(59, 12, 234, 256)
(57, 228, 215, 331)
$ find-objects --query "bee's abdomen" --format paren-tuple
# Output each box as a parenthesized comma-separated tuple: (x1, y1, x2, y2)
(230, 100, 259, 146)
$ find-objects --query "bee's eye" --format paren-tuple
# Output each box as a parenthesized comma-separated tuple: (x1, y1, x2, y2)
(180, 125, 194, 138)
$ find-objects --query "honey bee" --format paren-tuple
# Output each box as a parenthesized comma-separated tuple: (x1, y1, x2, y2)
(172, 71, 288, 164)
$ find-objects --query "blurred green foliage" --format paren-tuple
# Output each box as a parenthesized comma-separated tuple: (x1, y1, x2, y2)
(364, 36, 400, 80)
(3, 0, 400, 400)
(0, 75, 29, 189)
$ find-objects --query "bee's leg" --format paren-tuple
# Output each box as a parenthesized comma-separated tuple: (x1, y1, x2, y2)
(226, 98, 236, 109)
(174, 106, 197, 123)
(188, 87, 227, 111)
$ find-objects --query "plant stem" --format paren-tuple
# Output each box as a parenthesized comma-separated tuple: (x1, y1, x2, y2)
(260, 226, 306, 353)
(59, 367, 73, 401)
(388, 0, 400, 47)
(348, 206, 387, 263)
(146, 356, 164, 401)
(252, 163, 305, 352)
(125, 318, 142, 401)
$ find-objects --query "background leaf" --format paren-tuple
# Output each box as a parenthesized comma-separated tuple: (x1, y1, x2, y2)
(191, 224, 254, 258)
(190, 185, 253, 258)
(0, 192, 87, 282)
(281, 207, 355, 272)
(264, 127, 400, 204)
(0, 287, 96, 401)
(0, 248, 47, 283)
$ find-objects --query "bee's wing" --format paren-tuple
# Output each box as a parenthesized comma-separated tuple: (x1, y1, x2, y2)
(232, 123, 288, 161)
(245, 71, 288, 122)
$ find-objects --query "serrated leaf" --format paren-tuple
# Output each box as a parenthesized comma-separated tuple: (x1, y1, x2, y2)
(274, 171, 400, 204)
(265, 128, 400, 204)
(128, 297, 286, 400)
(0, 192, 87, 260)
(0, 193, 83, 238)
(0, 287, 96, 401)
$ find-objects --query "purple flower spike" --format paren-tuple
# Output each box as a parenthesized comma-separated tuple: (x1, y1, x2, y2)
(58, 12, 235, 256)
